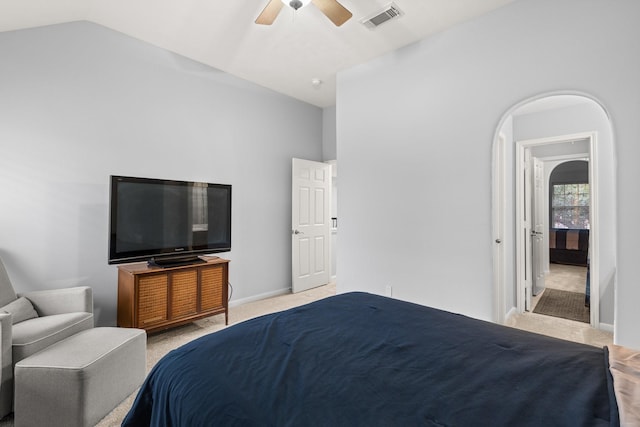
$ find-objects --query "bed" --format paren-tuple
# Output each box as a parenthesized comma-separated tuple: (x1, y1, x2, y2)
(123, 292, 639, 426)
(549, 228, 589, 266)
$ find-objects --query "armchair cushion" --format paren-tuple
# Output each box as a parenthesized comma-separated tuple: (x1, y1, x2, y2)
(12, 312, 94, 363)
(0, 297, 38, 324)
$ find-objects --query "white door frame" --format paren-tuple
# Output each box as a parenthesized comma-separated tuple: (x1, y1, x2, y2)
(514, 132, 599, 327)
(492, 134, 506, 324)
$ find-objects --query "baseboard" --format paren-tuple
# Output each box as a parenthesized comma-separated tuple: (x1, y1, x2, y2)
(504, 307, 517, 323)
(598, 322, 614, 333)
(228, 287, 291, 308)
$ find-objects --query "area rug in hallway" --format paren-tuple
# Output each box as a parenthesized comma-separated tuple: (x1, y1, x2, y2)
(533, 288, 590, 323)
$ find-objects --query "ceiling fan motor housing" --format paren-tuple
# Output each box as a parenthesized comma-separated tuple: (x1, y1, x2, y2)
(258, 0, 352, 27)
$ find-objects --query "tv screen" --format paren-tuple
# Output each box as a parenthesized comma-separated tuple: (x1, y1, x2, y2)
(108, 176, 231, 265)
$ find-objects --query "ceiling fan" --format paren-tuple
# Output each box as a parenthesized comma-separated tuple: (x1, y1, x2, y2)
(256, 0, 353, 27)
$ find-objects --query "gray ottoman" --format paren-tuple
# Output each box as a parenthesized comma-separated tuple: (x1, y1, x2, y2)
(14, 327, 146, 427)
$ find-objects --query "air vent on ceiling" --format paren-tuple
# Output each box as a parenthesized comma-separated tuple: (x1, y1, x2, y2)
(361, 3, 404, 29)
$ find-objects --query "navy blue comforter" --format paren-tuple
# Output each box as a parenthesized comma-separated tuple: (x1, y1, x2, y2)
(123, 292, 618, 426)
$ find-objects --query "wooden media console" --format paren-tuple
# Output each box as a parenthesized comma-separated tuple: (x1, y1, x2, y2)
(117, 256, 229, 333)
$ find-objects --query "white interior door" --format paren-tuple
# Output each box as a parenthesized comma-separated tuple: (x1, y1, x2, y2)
(531, 156, 546, 295)
(292, 158, 331, 293)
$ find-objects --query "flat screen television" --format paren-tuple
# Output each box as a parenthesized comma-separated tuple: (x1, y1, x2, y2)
(108, 175, 231, 267)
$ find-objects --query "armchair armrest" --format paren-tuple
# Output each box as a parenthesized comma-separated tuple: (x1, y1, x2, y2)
(18, 286, 93, 316)
(0, 313, 12, 417)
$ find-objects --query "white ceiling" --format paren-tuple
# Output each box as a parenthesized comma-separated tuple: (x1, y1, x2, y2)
(0, 0, 514, 107)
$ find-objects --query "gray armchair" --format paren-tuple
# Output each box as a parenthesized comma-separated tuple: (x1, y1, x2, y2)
(0, 257, 94, 418)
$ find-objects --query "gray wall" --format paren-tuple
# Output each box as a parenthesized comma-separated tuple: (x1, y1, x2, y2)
(0, 22, 323, 326)
(322, 106, 337, 161)
(337, 0, 640, 348)
(549, 161, 589, 185)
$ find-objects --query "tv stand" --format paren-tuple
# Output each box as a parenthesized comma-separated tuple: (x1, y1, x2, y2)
(117, 256, 229, 333)
(148, 255, 207, 268)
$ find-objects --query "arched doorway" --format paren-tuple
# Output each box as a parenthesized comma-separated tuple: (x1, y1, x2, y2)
(492, 93, 616, 336)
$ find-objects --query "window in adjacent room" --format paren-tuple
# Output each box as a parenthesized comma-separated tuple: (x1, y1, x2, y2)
(552, 183, 590, 229)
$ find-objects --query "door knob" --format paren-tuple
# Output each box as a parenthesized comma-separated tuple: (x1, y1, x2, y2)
(495, 239, 502, 244)
(293, 230, 304, 235)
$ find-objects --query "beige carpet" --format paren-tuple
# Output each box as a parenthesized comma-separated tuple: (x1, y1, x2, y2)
(542, 263, 588, 294)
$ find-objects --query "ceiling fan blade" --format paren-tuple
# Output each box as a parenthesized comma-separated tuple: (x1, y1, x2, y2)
(312, 0, 353, 27)
(255, 0, 284, 25)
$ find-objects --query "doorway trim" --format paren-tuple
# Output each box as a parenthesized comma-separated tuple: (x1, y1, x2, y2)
(514, 132, 599, 327)
(492, 134, 506, 324)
